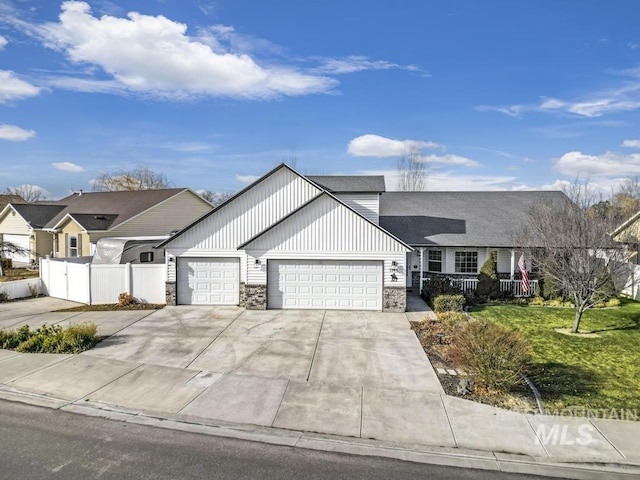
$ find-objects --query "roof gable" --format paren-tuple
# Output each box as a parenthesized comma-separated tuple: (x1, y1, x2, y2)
(44, 188, 189, 230)
(161, 164, 322, 250)
(1, 203, 66, 229)
(240, 192, 410, 252)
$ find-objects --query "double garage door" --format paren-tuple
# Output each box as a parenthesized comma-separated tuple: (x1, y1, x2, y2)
(177, 258, 239, 305)
(268, 260, 382, 311)
(176, 257, 383, 310)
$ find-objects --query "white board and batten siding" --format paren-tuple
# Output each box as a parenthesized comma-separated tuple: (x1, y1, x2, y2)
(333, 193, 380, 224)
(165, 167, 321, 281)
(244, 194, 409, 286)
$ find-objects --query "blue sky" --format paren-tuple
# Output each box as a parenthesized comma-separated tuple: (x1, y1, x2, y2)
(1, 1, 640, 199)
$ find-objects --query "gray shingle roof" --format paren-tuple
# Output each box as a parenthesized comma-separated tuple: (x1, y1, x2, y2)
(379, 191, 571, 247)
(11, 204, 66, 228)
(307, 175, 386, 193)
(45, 188, 187, 230)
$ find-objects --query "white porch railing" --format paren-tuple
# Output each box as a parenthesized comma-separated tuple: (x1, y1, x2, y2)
(444, 277, 538, 297)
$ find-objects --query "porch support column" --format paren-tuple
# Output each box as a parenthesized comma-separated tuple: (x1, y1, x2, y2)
(419, 247, 425, 295)
(510, 249, 515, 281)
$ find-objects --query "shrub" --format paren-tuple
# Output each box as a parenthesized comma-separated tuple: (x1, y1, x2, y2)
(63, 323, 98, 353)
(476, 256, 501, 301)
(0, 291, 9, 303)
(545, 297, 565, 307)
(528, 296, 545, 306)
(433, 294, 466, 313)
(448, 320, 531, 392)
(0, 325, 31, 349)
(118, 292, 136, 306)
(1, 323, 98, 353)
(28, 283, 39, 298)
(539, 276, 563, 300)
(421, 276, 462, 305)
(606, 298, 621, 308)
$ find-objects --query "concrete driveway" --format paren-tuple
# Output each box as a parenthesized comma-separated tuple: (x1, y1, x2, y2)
(2, 297, 458, 448)
(84, 307, 441, 391)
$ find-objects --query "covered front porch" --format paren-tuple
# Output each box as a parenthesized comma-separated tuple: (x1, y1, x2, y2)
(406, 247, 538, 297)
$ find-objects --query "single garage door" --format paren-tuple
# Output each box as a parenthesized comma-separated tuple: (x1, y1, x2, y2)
(3, 234, 30, 264)
(268, 260, 382, 310)
(177, 258, 239, 305)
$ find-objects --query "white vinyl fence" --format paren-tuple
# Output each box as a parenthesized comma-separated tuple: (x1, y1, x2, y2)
(40, 258, 166, 305)
(0, 277, 44, 300)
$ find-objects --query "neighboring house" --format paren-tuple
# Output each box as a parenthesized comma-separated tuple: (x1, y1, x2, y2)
(159, 165, 411, 312)
(0, 194, 24, 210)
(379, 191, 570, 291)
(0, 204, 64, 265)
(611, 211, 640, 264)
(0, 189, 213, 264)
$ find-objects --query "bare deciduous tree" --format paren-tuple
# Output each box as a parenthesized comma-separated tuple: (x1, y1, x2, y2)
(93, 166, 172, 191)
(198, 190, 234, 207)
(5, 185, 43, 203)
(0, 240, 30, 276)
(397, 147, 427, 191)
(516, 181, 628, 334)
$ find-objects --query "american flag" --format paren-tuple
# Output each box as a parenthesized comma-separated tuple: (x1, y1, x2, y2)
(518, 255, 530, 293)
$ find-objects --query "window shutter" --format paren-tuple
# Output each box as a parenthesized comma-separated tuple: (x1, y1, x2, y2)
(77, 235, 83, 256)
(65, 233, 69, 257)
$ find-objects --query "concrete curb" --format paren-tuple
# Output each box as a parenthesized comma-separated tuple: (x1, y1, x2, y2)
(1, 387, 639, 480)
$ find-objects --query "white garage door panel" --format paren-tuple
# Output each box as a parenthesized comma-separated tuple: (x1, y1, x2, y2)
(268, 260, 382, 311)
(177, 258, 239, 305)
(3, 234, 30, 264)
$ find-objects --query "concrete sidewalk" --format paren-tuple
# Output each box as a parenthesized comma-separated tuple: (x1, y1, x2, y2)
(1, 296, 639, 478)
(1, 349, 639, 479)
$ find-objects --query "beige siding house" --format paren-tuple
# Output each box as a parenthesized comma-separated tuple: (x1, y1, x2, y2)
(0, 189, 213, 263)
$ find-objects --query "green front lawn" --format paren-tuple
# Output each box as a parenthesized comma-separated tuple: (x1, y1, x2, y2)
(469, 299, 640, 415)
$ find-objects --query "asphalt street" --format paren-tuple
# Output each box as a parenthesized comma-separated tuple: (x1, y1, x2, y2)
(0, 399, 564, 480)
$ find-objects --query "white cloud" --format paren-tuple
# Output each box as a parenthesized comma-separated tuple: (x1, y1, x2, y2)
(312, 56, 424, 75)
(0, 70, 41, 103)
(479, 79, 640, 119)
(554, 150, 640, 177)
(0, 35, 7, 49)
(33, 1, 336, 100)
(347, 134, 441, 157)
(52, 161, 85, 172)
(0, 124, 36, 141)
(418, 154, 480, 168)
(622, 139, 640, 148)
(236, 174, 259, 184)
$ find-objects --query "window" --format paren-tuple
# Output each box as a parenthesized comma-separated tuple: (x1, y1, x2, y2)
(69, 236, 78, 257)
(427, 250, 442, 272)
(139, 252, 154, 263)
(455, 251, 478, 273)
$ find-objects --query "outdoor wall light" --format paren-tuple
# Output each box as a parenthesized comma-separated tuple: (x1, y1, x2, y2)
(254, 259, 261, 265)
